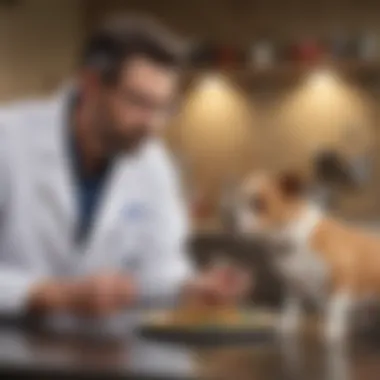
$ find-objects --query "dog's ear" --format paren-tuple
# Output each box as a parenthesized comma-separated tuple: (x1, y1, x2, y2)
(278, 172, 305, 198)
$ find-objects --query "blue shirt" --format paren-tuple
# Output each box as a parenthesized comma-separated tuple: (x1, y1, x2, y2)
(69, 129, 113, 244)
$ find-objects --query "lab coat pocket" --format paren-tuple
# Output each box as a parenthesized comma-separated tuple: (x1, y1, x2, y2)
(114, 201, 153, 267)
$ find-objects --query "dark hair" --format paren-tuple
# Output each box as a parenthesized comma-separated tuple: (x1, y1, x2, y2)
(82, 14, 187, 84)
(314, 150, 355, 187)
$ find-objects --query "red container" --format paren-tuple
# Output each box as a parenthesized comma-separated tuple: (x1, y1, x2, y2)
(217, 45, 242, 69)
(291, 40, 325, 64)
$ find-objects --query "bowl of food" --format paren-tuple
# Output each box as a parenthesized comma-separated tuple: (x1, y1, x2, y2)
(138, 306, 278, 346)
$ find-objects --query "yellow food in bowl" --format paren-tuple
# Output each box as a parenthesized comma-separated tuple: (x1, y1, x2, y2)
(150, 306, 263, 328)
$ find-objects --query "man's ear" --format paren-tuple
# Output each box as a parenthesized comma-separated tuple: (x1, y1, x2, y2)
(278, 172, 305, 198)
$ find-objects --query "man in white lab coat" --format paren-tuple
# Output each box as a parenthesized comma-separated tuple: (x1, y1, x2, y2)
(0, 15, 249, 320)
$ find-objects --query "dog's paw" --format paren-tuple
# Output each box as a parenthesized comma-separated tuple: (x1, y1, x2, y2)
(278, 311, 301, 338)
(324, 321, 347, 346)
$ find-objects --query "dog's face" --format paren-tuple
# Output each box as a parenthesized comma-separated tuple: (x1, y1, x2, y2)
(236, 172, 305, 238)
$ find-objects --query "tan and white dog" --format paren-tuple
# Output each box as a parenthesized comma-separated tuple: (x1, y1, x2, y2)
(237, 171, 380, 344)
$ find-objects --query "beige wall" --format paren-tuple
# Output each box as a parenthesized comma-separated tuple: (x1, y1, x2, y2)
(87, 0, 380, 43)
(0, 0, 84, 101)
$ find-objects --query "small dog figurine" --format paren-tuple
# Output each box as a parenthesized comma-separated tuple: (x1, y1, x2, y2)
(236, 171, 380, 344)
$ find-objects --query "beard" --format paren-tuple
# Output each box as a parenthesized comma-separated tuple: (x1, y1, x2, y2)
(114, 129, 149, 152)
(98, 123, 150, 155)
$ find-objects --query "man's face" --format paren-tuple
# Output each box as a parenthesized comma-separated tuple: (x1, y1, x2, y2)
(94, 56, 179, 153)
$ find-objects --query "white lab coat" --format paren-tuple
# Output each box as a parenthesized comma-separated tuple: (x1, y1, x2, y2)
(0, 87, 193, 317)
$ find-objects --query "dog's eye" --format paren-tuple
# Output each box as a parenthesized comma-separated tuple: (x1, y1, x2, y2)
(249, 196, 267, 213)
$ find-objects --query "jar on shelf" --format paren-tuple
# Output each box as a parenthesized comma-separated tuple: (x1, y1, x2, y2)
(357, 32, 379, 61)
(250, 39, 275, 69)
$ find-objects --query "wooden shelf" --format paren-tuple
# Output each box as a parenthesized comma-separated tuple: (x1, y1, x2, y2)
(182, 60, 380, 88)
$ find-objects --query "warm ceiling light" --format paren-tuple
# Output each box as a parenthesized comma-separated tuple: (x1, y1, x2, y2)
(307, 69, 339, 91)
(196, 73, 229, 93)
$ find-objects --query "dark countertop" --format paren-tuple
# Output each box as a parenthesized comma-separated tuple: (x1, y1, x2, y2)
(2, 319, 380, 380)
(0, 324, 195, 380)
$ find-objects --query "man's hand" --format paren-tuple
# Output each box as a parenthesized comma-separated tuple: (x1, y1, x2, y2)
(69, 273, 137, 317)
(28, 273, 137, 317)
(183, 264, 253, 308)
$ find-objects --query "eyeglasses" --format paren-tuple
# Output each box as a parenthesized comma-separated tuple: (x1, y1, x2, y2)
(116, 86, 177, 117)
